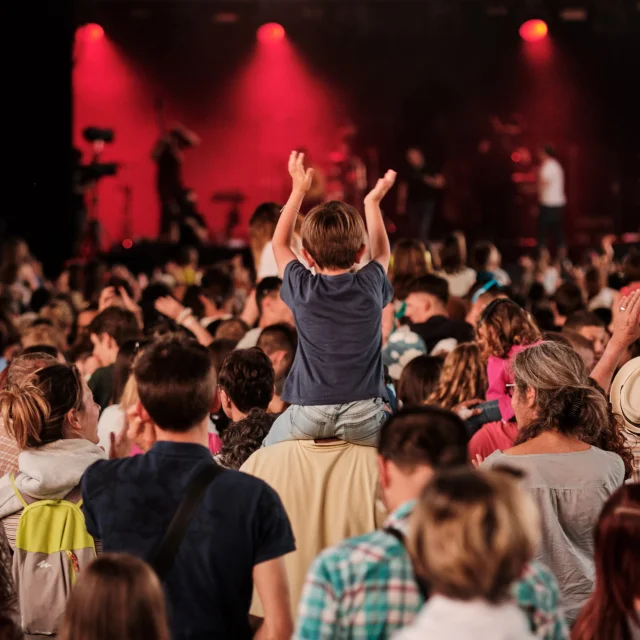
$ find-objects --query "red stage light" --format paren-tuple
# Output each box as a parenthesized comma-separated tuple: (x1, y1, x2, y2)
(519, 19, 548, 43)
(511, 151, 522, 163)
(122, 239, 133, 249)
(86, 23, 104, 41)
(257, 23, 285, 44)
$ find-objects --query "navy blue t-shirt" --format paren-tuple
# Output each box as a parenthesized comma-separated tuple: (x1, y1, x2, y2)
(81, 442, 295, 640)
(281, 259, 394, 405)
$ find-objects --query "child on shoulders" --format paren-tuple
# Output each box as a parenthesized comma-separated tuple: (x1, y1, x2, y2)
(264, 151, 396, 447)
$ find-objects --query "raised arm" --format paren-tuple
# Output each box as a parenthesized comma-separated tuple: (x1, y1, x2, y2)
(590, 290, 640, 393)
(363, 170, 397, 272)
(272, 151, 314, 276)
(155, 296, 214, 347)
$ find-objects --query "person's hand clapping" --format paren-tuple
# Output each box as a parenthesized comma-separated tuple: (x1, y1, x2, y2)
(109, 424, 132, 459)
(364, 170, 397, 206)
(611, 290, 640, 348)
(288, 151, 314, 195)
(126, 406, 157, 453)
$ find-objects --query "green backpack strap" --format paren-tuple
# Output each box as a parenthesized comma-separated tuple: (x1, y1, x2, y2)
(10, 474, 29, 509)
(11, 474, 83, 508)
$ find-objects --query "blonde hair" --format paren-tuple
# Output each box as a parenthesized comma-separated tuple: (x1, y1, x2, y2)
(59, 553, 169, 640)
(426, 343, 487, 410)
(40, 300, 75, 337)
(409, 468, 539, 603)
(0, 363, 84, 449)
(301, 201, 366, 270)
(119, 376, 139, 412)
(21, 323, 67, 352)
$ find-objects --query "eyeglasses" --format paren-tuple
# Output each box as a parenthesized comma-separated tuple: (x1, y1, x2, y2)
(506, 384, 516, 398)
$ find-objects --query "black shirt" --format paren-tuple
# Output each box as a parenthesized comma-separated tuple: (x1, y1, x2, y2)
(88, 364, 114, 411)
(403, 160, 443, 204)
(156, 143, 183, 201)
(410, 316, 474, 354)
(82, 442, 295, 640)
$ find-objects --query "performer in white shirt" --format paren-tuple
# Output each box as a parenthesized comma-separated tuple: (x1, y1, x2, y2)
(537, 145, 566, 251)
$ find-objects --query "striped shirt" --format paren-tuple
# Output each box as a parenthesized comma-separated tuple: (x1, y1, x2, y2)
(295, 501, 569, 640)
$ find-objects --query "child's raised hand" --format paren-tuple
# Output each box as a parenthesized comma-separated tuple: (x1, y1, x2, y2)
(288, 151, 314, 194)
(365, 170, 397, 205)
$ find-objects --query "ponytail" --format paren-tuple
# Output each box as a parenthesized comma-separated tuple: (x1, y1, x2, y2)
(0, 363, 84, 450)
(0, 380, 51, 449)
(515, 384, 609, 445)
(512, 342, 634, 478)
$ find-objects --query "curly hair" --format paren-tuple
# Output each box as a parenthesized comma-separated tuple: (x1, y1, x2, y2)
(426, 343, 488, 411)
(512, 342, 634, 479)
(477, 299, 541, 360)
(218, 348, 274, 413)
(218, 409, 276, 470)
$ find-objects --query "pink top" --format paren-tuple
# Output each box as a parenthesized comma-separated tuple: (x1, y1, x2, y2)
(468, 421, 519, 462)
(621, 282, 640, 297)
(129, 432, 222, 457)
(486, 344, 530, 422)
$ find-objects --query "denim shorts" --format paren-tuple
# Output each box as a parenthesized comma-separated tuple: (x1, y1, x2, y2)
(263, 398, 389, 448)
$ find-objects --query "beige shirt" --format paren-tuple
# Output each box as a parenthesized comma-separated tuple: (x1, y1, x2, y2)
(241, 440, 384, 616)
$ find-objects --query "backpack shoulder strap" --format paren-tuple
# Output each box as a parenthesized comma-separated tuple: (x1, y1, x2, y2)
(385, 526, 431, 601)
(151, 463, 225, 581)
(10, 474, 29, 509)
(11, 475, 83, 508)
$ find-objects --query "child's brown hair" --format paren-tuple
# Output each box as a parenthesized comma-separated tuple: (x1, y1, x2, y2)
(477, 298, 541, 360)
(301, 201, 366, 270)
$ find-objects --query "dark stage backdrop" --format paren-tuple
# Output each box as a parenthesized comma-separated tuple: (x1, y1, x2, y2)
(73, 2, 639, 250)
(4, 0, 74, 274)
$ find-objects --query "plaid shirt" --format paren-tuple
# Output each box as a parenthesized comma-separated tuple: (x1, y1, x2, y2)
(295, 501, 569, 640)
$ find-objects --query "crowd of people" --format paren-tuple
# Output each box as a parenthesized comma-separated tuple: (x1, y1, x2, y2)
(0, 150, 639, 640)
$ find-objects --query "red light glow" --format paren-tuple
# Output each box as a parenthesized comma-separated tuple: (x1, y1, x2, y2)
(257, 23, 285, 44)
(122, 239, 133, 249)
(86, 23, 105, 41)
(511, 151, 522, 163)
(519, 19, 548, 43)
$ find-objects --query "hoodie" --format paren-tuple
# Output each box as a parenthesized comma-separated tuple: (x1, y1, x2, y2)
(0, 439, 106, 519)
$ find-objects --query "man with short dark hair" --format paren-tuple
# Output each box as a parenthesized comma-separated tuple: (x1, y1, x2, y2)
(564, 310, 609, 362)
(87, 307, 140, 408)
(236, 277, 293, 349)
(82, 336, 295, 640)
(404, 275, 473, 353)
(257, 324, 297, 413)
(295, 407, 569, 640)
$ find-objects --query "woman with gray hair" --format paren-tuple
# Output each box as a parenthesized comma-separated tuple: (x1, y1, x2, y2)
(482, 340, 632, 625)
